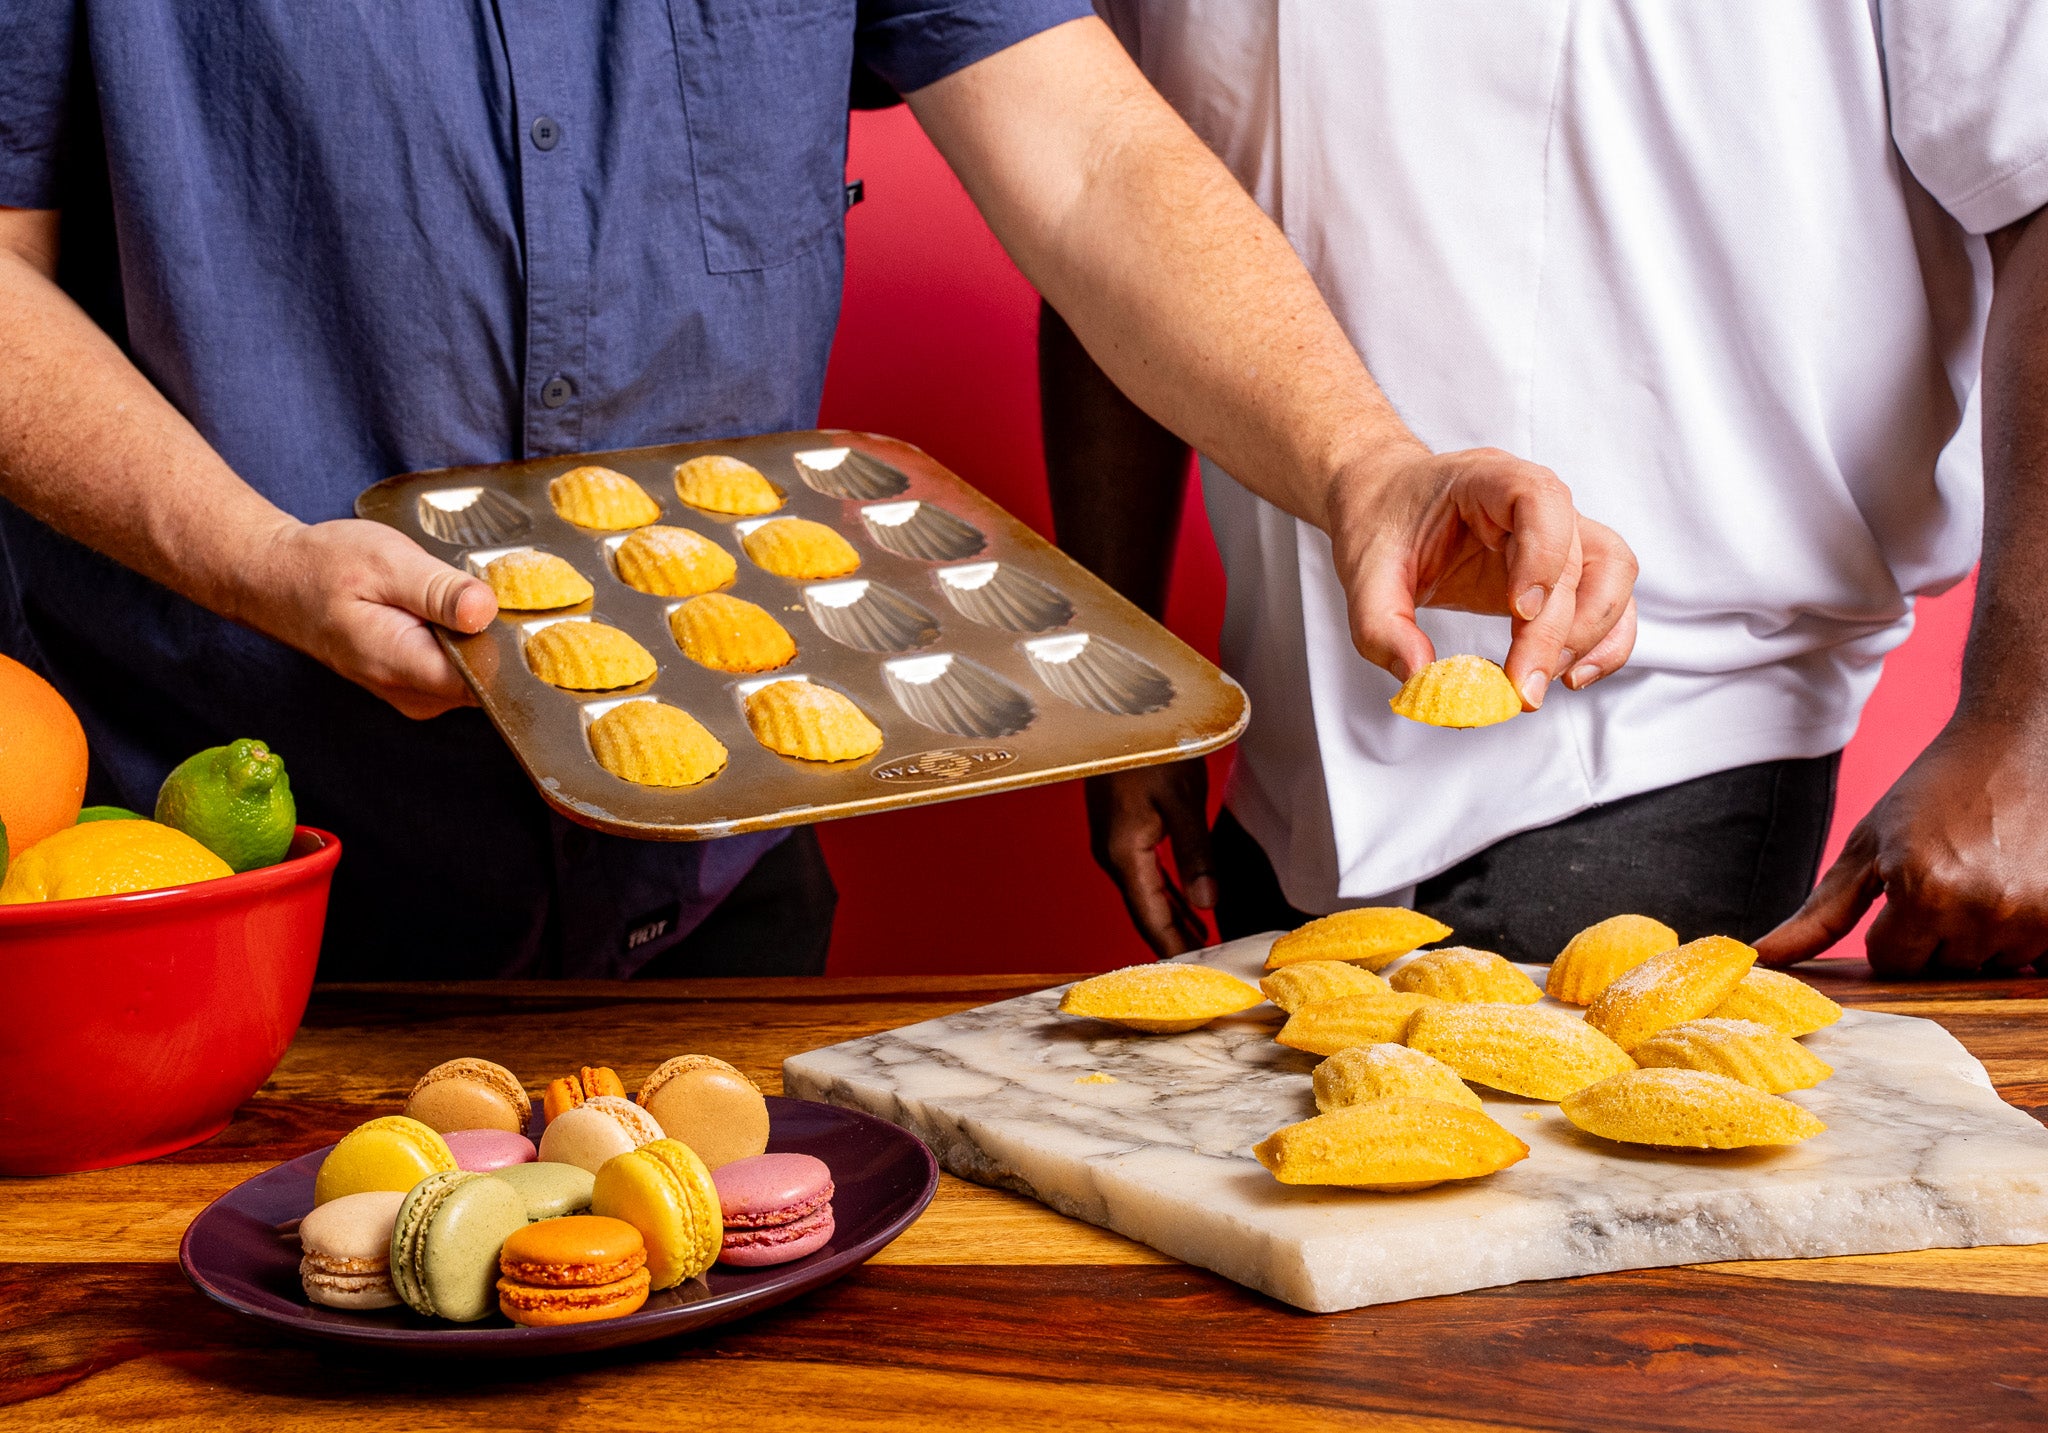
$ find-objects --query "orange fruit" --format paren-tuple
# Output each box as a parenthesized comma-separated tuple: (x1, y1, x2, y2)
(0, 654, 88, 859)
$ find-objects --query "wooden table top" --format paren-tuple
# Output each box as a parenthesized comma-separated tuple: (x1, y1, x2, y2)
(3, 963, 2045, 1431)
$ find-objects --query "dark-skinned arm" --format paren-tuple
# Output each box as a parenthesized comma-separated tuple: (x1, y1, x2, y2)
(1758, 206, 2048, 975)
(1040, 299, 1212, 955)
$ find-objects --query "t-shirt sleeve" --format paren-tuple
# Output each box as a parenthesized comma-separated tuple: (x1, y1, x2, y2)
(856, 0, 1095, 97)
(0, 0, 77, 210)
(1881, 0, 2048, 234)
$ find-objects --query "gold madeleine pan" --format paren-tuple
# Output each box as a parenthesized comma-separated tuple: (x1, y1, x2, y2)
(356, 431, 1248, 840)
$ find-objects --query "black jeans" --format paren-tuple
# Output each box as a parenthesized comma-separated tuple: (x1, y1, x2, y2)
(1214, 753, 1841, 961)
(630, 827, 837, 977)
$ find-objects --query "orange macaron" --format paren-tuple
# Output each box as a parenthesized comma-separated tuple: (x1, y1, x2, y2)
(497, 1215, 650, 1327)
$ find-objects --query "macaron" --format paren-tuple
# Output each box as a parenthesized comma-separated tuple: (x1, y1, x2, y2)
(590, 1138, 723, 1290)
(313, 1116, 457, 1207)
(388, 1169, 531, 1322)
(443, 1128, 538, 1172)
(712, 1153, 836, 1267)
(496, 1215, 650, 1326)
(537, 1096, 663, 1174)
(635, 1055, 770, 1170)
(405, 1058, 532, 1135)
(494, 1161, 597, 1222)
(297, 1189, 405, 1309)
(542, 1065, 627, 1124)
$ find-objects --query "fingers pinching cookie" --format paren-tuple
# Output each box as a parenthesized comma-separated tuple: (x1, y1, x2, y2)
(741, 517, 861, 580)
(1388, 654, 1521, 728)
(526, 621, 658, 691)
(1058, 963, 1265, 1034)
(669, 593, 797, 673)
(483, 550, 593, 611)
(614, 525, 737, 597)
(743, 680, 883, 762)
(549, 465, 662, 530)
(674, 454, 784, 515)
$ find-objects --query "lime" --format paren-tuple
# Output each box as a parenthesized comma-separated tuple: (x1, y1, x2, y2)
(154, 738, 297, 873)
(77, 805, 144, 823)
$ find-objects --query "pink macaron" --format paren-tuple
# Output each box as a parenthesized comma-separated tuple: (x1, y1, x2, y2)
(712, 1152, 835, 1267)
(441, 1127, 537, 1172)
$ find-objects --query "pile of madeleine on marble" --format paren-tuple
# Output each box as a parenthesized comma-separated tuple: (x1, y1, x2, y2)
(1057, 910, 1843, 1193)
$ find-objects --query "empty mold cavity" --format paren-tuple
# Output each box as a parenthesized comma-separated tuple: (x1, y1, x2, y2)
(860, 501, 986, 562)
(884, 654, 1035, 738)
(417, 486, 530, 546)
(793, 447, 910, 500)
(935, 562, 1074, 633)
(1024, 633, 1174, 715)
(803, 580, 940, 653)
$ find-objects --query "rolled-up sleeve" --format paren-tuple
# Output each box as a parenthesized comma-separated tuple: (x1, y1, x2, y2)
(856, 0, 1094, 96)
(0, 0, 77, 209)
(1882, 0, 2048, 234)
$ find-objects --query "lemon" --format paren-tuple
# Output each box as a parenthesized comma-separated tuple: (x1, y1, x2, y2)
(155, 738, 296, 874)
(0, 820, 233, 904)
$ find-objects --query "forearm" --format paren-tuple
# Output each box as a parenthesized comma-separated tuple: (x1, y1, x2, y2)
(1963, 209, 2048, 728)
(0, 209, 296, 629)
(1038, 299, 1191, 617)
(912, 20, 1425, 533)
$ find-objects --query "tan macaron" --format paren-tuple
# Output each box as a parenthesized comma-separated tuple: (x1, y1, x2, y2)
(635, 1055, 769, 1170)
(404, 1058, 531, 1135)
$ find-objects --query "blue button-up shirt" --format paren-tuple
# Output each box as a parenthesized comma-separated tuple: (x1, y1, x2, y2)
(0, 0, 1087, 978)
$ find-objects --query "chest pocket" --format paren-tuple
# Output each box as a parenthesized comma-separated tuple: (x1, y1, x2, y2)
(669, 0, 859, 273)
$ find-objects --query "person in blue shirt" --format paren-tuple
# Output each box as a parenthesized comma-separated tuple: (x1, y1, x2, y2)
(0, 6, 1635, 979)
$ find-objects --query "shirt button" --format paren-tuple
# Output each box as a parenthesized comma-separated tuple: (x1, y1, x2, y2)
(541, 375, 573, 409)
(530, 116, 561, 152)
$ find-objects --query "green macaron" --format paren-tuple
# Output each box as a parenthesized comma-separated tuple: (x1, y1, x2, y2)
(388, 1170, 528, 1322)
(492, 1161, 596, 1222)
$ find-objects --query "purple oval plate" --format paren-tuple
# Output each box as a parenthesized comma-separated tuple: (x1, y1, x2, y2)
(179, 1096, 936, 1356)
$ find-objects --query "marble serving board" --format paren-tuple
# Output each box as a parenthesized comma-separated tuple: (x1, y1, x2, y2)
(784, 935, 2048, 1312)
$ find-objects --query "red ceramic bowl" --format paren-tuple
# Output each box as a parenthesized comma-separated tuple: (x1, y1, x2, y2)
(0, 826, 340, 1175)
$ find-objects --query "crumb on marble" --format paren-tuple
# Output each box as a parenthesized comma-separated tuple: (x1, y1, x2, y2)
(1522, 1110, 1543, 1120)
(1075, 1073, 1119, 1085)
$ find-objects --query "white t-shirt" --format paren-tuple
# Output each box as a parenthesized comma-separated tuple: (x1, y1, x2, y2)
(1096, 0, 2048, 911)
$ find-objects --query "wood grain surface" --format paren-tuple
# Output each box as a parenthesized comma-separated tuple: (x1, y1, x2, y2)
(3, 963, 2044, 1430)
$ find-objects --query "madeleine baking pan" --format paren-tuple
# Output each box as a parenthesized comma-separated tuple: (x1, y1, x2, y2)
(356, 431, 1247, 839)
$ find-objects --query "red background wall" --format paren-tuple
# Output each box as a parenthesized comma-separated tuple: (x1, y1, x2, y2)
(815, 107, 1972, 976)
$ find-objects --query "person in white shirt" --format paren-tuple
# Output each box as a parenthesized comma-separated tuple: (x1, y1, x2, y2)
(1043, 2, 2048, 978)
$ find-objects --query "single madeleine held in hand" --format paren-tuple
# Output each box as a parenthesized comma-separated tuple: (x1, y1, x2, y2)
(1313, 1043, 1482, 1113)
(1389, 946, 1543, 1004)
(1403, 1002, 1635, 1102)
(548, 465, 662, 530)
(1388, 655, 1521, 728)
(673, 454, 784, 515)
(1058, 963, 1265, 1033)
(1264, 907, 1452, 972)
(1560, 1067, 1825, 1149)
(1546, 914, 1680, 1005)
(1585, 934, 1758, 1052)
(613, 525, 737, 597)
(1254, 1098, 1528, 1191)
(483, 549, 593, 611)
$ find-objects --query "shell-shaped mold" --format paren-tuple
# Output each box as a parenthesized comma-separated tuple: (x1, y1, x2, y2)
(860, 501, 986, 562)
(793, 447, 910, 500)
(883, 653, 1035, 738)
(1023, 632, 1173, 715)
(935, 562, 1074, 633)
(416, 486, 530, 547)
(804, 580, 940, 653)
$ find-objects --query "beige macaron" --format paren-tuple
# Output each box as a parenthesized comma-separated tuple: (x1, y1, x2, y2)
(404, 1058, 532, 1135)
(537, 1095, 664, 1174)
(635, 1055, 769, 1170)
